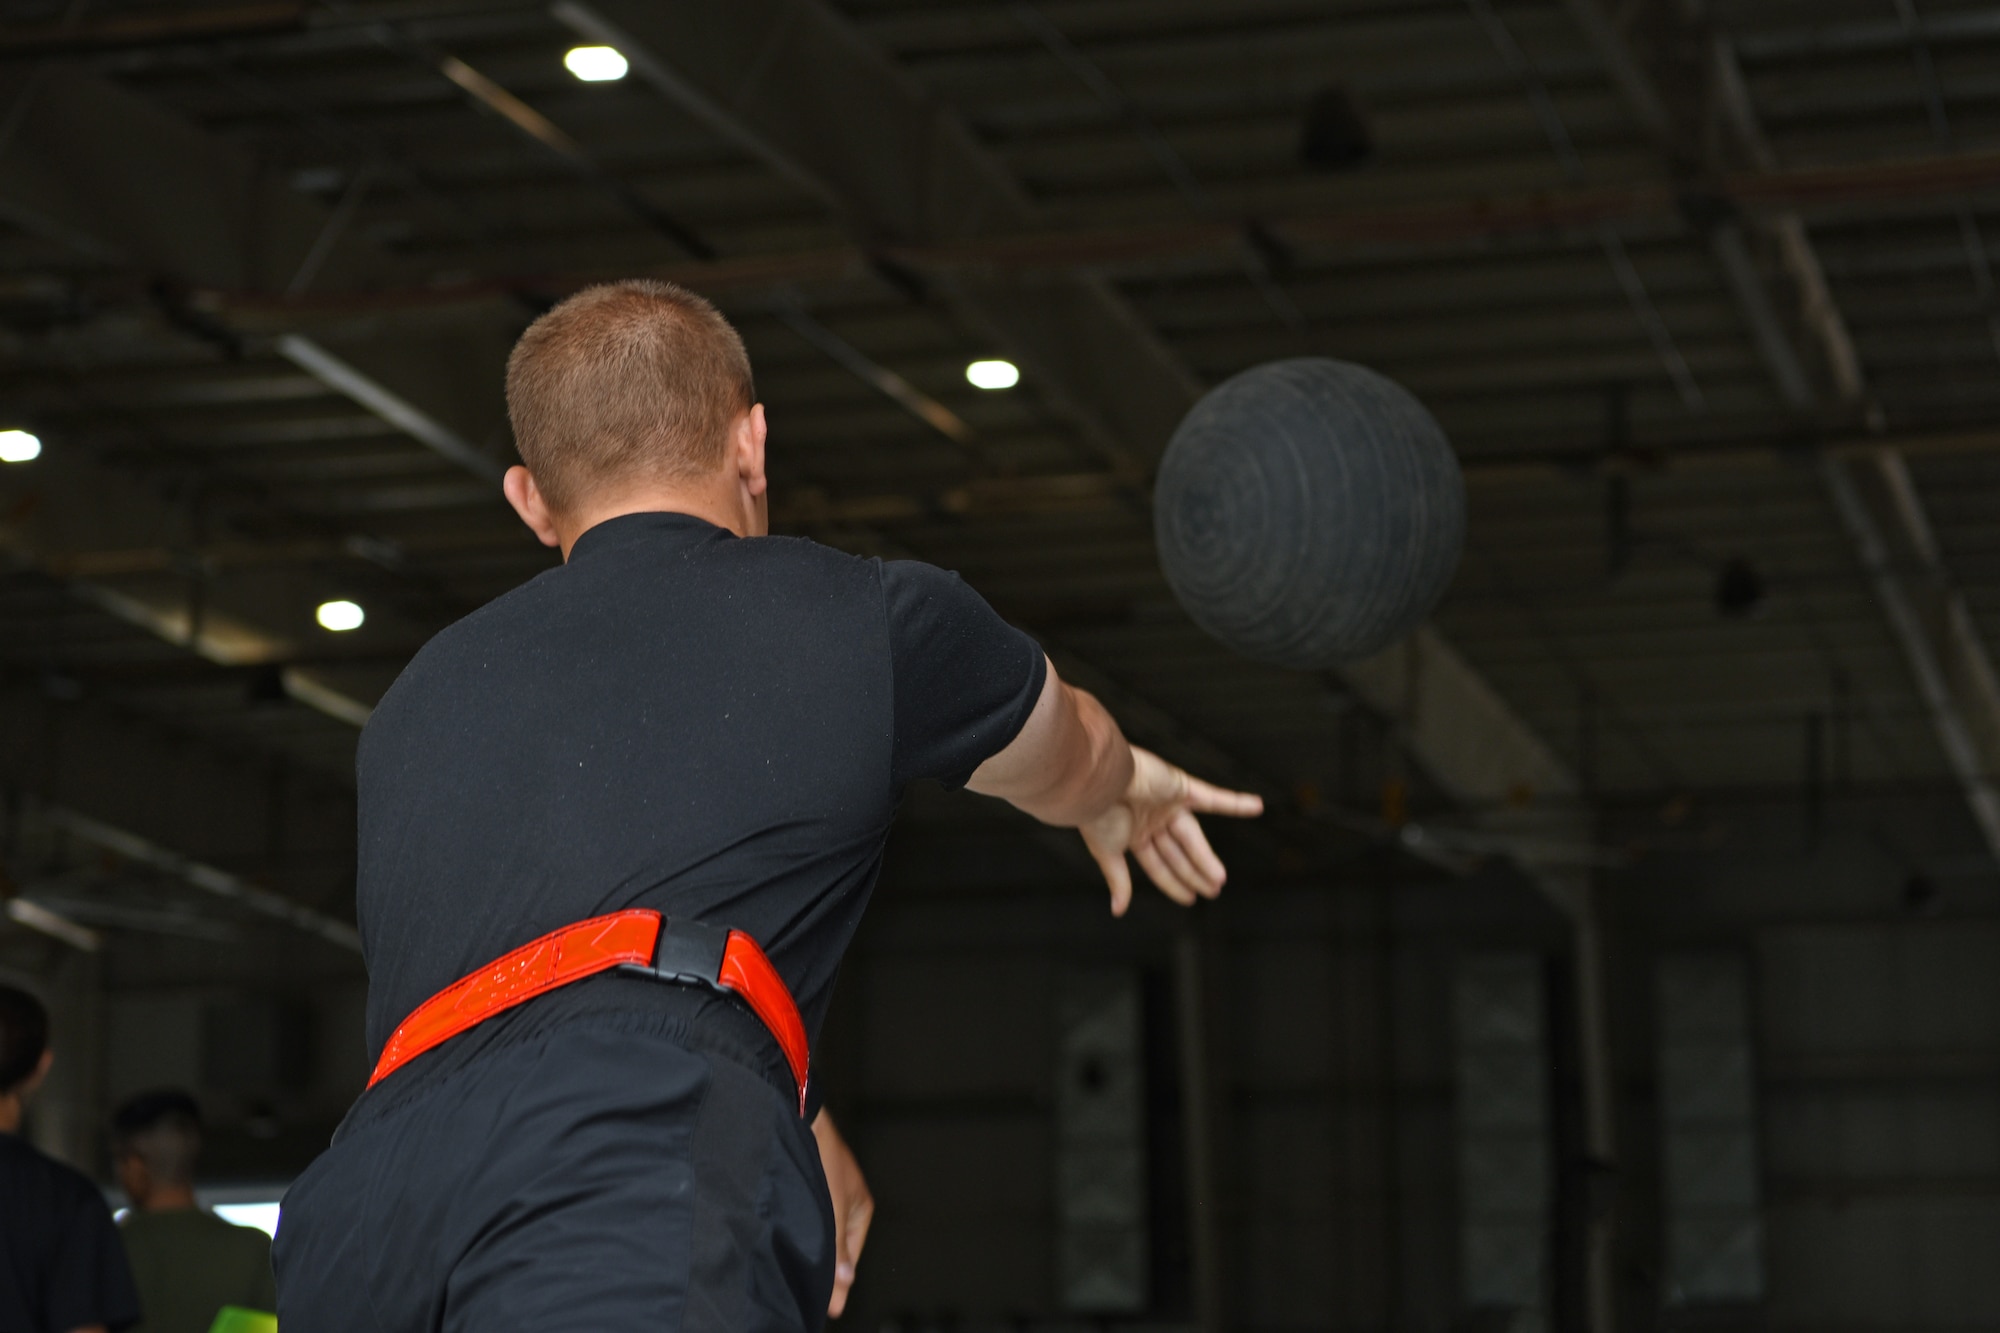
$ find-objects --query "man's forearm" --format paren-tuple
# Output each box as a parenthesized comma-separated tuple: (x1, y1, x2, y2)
(966, 660, 1134, 825)
(1005, 683, 1133, 827)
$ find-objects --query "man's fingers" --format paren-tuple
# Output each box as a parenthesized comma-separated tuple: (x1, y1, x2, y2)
(828, 1193, 873, 1317)
(1092, 841, 1135, 916)
(1169, 811, 1228, 894)
(1133, 839, 1199, 906)
(812, 1110, 871, 1319)
(846, 1194, 875, 1268)
(1151, 823, 1218, 899)
(1184, 775, 1264, 819)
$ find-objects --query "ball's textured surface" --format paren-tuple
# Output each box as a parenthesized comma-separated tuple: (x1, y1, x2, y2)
(1154, 358, 1466, 669)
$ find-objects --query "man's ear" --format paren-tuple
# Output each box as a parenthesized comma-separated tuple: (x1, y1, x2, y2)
(116, 1152, 149, 1203)
(503, 466, 563, 548)
(734, 404, 768, 499)
(18, 1047, 52, 1101)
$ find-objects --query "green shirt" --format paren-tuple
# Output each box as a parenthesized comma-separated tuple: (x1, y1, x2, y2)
(117, 1209, 277, 1333)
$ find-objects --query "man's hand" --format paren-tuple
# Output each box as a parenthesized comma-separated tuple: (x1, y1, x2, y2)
(968, 662, 1263, 912)
(1080, 745, 1263, 915)
(812, 1111, 874, 1318)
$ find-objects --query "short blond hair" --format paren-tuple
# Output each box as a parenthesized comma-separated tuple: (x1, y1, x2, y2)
(504, 280, 755, 512)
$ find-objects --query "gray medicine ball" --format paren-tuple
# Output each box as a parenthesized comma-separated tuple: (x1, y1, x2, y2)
(1153, 358, 1465, 669)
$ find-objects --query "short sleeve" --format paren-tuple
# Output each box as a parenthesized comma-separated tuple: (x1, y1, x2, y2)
(47, 1187, 142, 1333)
(882, 560, 1046, 789)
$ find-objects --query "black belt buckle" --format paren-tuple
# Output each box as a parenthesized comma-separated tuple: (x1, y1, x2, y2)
(617, 915, 731, 990)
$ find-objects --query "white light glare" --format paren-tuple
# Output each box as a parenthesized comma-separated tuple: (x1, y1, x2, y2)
(316, 600, 366, 632)
(965, 359, 1020, 390)
(564, 45, 629, 82)
(213, 1202, 282, 1238)
(0, 429, 42, 463)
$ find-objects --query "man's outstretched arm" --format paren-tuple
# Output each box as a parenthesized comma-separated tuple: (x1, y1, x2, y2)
(968, 657, 1264, 915)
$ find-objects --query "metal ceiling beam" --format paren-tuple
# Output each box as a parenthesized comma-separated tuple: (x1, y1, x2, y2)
(30, 406, 2000, 599)
(0, 63, 514, 729)
(0, 3, 307, 57)
(549, 1, 841, 215)
(0, 676, 360, 943)
(360, 32, 977, 450)
(0, 62, 389, 293)
(1566, 0, 2000, 866)
(0, 444, 380, 726)
(1874, 450, 2000, 757)
(0, 60, 988, 752)
(3, 898, 101, 954)
(32, 801, 361, 952)
(275, 333, 507, 484)
(1821, 455, 2000, 854)
(1708, 27, 2000, 858)
(0, 63, 522, 483)
(1343, 627, 1580, 814)
(197, 142, 2000, 318)
(1709, 42, 1870, 409)
(554, 0, 1192, 479)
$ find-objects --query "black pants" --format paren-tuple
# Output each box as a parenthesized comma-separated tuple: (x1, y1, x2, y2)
(274, 979, 832, 1333)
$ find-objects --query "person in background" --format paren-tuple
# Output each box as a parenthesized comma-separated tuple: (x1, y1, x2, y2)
(0, 983, 141, 1333)
(111, 1092, 275, 1333)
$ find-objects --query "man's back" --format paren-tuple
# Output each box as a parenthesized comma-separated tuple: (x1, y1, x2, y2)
(279, 276, 1257, 1333)
(117, 1213, 273, 1333)
(286, 515, 1045, 1333)
(0, 1132, 139, 1333)
(357, 511, 1044, 1059)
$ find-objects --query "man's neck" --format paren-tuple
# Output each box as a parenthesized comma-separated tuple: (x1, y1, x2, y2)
(0, 1091, 20, 1135)
(554, 478, 762, 558)
(139, 1184, 199, 1212)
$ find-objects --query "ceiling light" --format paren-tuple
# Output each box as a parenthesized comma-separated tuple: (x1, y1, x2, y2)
(316, 599, 365, 632)
(0, 429, 42, 463)
(965, 359, 1020, 390)
(564, 45, 628, 82)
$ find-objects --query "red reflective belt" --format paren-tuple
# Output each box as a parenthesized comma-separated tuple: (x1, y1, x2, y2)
(367, 909, 810, 1115)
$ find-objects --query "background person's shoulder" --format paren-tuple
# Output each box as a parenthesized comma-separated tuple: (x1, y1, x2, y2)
(0, 1135, 114, 1232)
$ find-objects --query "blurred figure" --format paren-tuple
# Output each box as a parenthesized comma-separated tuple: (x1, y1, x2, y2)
(111, 1092, 275, 1333)
(0, 983, 141, 1333)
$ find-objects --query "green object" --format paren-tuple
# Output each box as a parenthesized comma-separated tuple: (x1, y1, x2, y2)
(207, 1309, 277, 1333)
(119, 1209, 278, 1333)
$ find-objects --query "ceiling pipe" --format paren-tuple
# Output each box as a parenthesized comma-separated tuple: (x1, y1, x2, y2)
(1820, 458, 2000, 857)
(35, 802, 363, 952)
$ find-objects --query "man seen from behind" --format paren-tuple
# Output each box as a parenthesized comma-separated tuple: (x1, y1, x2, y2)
(0, 984, 140, 1333)
(112, 1091, 276, 1333)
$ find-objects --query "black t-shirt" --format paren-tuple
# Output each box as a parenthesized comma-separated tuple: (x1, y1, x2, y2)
(358, 512, 1045, 1059)
(0, 1132, 141, 1333)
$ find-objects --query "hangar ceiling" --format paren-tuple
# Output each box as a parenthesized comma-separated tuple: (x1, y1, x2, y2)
(5, 0, 2000, 960)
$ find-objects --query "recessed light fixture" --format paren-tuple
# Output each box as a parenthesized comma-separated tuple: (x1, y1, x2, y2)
(1298, 85, 1374, 172)
(0, 429, 42, 463)
(1713, 556, 1766, 619)
(564, 45, 628, 82)
(316, 599, 366, 632)
(965, 359, 1020, 390)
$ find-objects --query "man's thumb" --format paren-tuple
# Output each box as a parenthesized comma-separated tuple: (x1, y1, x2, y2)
(1094, 845, 1133, 916)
